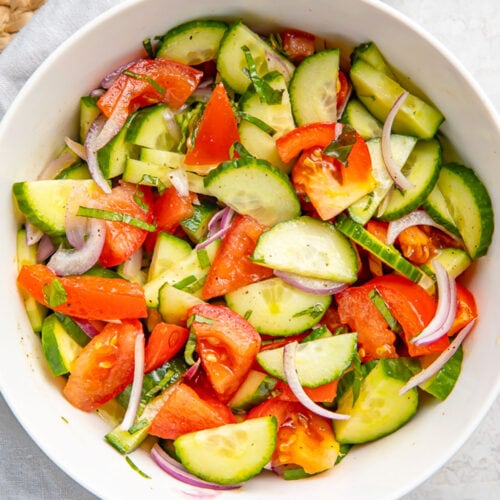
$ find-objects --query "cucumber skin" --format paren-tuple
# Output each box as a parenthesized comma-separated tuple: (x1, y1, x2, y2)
(437, 163, 494, 259)
(334, 358, 419, 444)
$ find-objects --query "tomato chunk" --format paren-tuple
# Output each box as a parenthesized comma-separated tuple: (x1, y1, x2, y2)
(184, 82, 240, 165)
(144, 323, 189, 373)
(248, 398, 339, 474)
(280, 29, 315, 63)
(93, 183, 154, 267)
(276, 379, 338, 403)
(448, 282, 478, 336)
(17, 264, 147, 320)
(153, 186, 194, 234)
(98, 58, 203, 129)
(189, 303, 261, 400)
(149, 383, 235, 439)
(202, 214, 273, 300)
(63, 320, 143, 411)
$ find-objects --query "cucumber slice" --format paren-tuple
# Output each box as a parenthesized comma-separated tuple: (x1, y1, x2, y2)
(256, 333, 357, 388)
(180, 199, 219, 243)
(17, 228, 47, 332)
(421, 247, 472, 282)
(123, 157, 208, 195)
(53, 312, 91, 347)
(157, 283, 204, 325)
(144, 240, 219, 307)
(348, 134, 417, 224)
(79, 95, 100, 143)
(252, 216, 358, 282)
(41, 314, 83, 376)
(126, 104, 177, 151)
(333, 358, 418, 444)
(13, 179, 98, 237)
(157, 20, 228, 65)
(97, 118, 134, 179)
(239, 71, 295, 137)
(340, 99, 383, 140)
(351, 41, 395, 78)
(174, 417, 277, 484)
(204, 158, 300, 227)
(148, 232, 192, 281)
(436, 163, 494, 258)
(423, 184, 461, 238)
(228, 370, 278, 413)
(419, 345, 463, 400)
(335, 214, 423, 283)
(55, 162, 91, 180)
(217, 21, 295, 94)
(350, 58, 444, 139)
(226, 277, 331, 336)
(379, 139, 441, 221)
(289, 49, 339, 125)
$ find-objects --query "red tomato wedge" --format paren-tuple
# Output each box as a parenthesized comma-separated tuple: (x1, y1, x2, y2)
(448, 282, 478, 336)
(276, 122, 374, 220)
(276, 379, 339, 403)
(63, 320, 143, 411)
(148, 383, 235, 440)
(153, 186, 195, 233)
(188, 303, 261, 400)
(144, 322, 189, 373)
(184, 82, 240, 165)
(280, 29, 315, 63)
(17, 264, 147, 321)
(372, 274, 450, 356)
(248, 398, 338, 474)
(97, 58, 203, 125)
(92, 183, 154, 267)
(202, 214, 274, 300)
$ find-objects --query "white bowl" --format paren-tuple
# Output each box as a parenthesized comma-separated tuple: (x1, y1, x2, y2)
(1, 0, 499, 498)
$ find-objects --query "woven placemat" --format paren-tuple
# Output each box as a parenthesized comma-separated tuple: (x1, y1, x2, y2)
(0, 0, 46, 52)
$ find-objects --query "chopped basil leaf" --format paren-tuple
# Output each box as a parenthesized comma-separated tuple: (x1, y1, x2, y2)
(77, 206, 156, 232)
(187, 313, 214, 327)
(368, 288, 402, 334)
(173, 275, 197, 290)
(142, 37, 155, 58)
(301, 324, 331, 342)
(125, 456, 151, 479)
(43, 279, 67, 308)
(239, 111, 277, 135)
(133, 189, 149, 211)
(184, 332, 198, 366)
(241, 45, 283, 105)
(196, 248, 211, 269)
(127, 418, 150, 434)
(323, 124, 357, 165)
(267, 33, 283, 54)
(145, 369, 175, 398)
(293, 303, 326, 319)
(122, 70, 166, 95)
(243, 310, 253, 321)
(139, 174, 167, 194)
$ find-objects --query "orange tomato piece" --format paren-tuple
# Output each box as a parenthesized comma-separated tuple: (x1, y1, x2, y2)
(17, 264, 147, 321)
(144, 323, 189, 373)
(63, 320, 143, 411)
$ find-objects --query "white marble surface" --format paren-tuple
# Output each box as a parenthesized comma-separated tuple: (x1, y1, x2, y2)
(0, 0, 499, 498)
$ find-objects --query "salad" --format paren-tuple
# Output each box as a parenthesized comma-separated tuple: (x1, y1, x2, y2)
(13, 18, 493, 489)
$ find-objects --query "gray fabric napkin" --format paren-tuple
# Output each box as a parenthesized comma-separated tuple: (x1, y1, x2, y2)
(0, 0, 124, 118)
(0, 2, 123, 498)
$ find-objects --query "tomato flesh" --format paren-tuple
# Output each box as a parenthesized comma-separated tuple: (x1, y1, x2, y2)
(202, 214, 274, 300)
(144, 322, 189, 373)
(63, 320, 143, 411)
(149, 383, 235, 440)
(189, 303, 261, 401)
(280, 29, 315, 63)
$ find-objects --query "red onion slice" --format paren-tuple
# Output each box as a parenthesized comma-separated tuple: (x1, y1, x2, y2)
(37, 148, 78, 180)
(183, 359, 201, 381)
(399, 319, 476, 395)
(168, 169, 190, 198)
(25, 222, 44, 246)
(381, 91, 414, 191)
(150, 443, 242, 491)
(387, 209, 458, 245)
(64, 136, 87, 161)
(162, 108, 182, 144)
(411, 260, 458, 345)
(195, 207, 235, 250)
(120, 332, 145, 431)
(70, 317, 102, 338)
(265, 49, 293, 82)
(337, 81, 352, 120)
(84, 114, 112, 194)
(92, 107, 127, 152)
(274, 270, 349, 295)
(283, 342, 350, 420)
(65, 185, 95, 250)
(100, 58, 141, 89)
(36, 234, 56, 262)
(47, 219, 106, 276)
(119, 247, 144, 283)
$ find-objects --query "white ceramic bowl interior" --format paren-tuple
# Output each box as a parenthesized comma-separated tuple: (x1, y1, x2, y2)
(1, 0, 499, 498)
